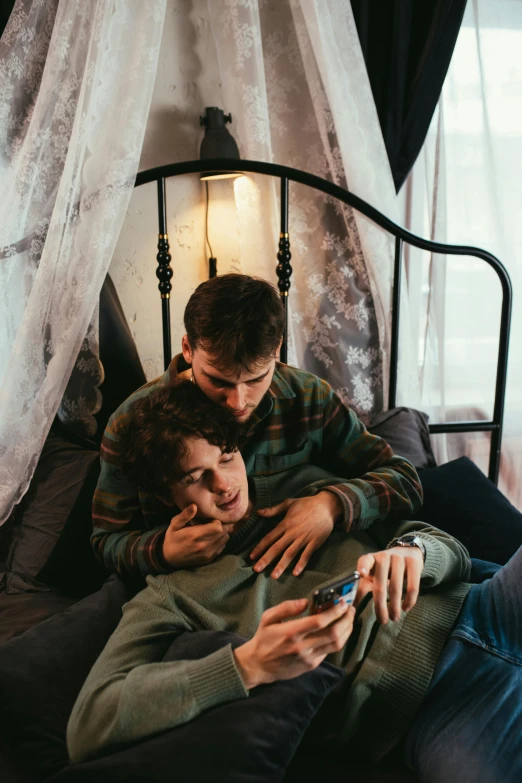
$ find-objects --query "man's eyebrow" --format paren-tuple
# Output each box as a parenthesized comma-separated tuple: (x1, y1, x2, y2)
(201, 368, 270, 385)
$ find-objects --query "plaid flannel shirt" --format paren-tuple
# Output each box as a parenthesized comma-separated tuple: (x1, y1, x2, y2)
(92, 356, 423, 577)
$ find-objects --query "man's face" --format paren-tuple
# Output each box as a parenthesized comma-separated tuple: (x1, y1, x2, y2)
(169, 437, 249, 524)
(182, 335, 276, 422)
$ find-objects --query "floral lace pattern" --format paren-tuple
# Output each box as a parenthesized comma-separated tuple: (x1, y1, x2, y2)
(0, 0, 166, 524)
(203, 0, 400, 422)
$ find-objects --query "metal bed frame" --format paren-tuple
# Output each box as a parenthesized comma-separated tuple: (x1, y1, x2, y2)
(134, 158, 512, 485)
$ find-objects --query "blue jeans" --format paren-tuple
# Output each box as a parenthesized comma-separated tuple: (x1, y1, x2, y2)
(404, 547, 522, 783)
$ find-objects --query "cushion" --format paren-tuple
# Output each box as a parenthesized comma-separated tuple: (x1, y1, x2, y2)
(51, 631, 345, 783)
(37, 457, 109, 598)
(369, 407, 436, 470)
(0, 575, 130, 783)
(4, 432, 99, 594)
(0, 590, 79, 646)
(94, 274, 147, 444)
(416, 457, 522, 565)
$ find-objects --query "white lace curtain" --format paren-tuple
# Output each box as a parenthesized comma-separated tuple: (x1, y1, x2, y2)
(201, 0, 410, 415)
(399, 0, 522, 508)
(1, 0, 417, 525)
(0, 0, 166, 524)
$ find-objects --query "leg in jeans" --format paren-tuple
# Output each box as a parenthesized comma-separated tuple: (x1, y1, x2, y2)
(404, 545, 522, 783)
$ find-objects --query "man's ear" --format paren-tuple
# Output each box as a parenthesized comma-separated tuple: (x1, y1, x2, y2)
(276, 337, 283, 360)
(181, 334, 193, 364)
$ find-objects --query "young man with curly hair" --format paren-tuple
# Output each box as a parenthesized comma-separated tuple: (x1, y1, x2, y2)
(71, 381, 522, 782)
(92, 274, 422, 581)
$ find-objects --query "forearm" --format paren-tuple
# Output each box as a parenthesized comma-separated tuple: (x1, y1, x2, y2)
(320, 395, 423, 531)
(302, 456, 423, 532)
(67, 578, 247, 762)
(91, 525, 169, 578)
(67, 645, 246, 763)
(93, 445, 169, 577)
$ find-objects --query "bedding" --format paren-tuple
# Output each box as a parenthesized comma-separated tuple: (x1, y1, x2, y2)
(369, 407, 436, 470)
(416, 457, 522, 565)
(2, 434, 520, 783)
(3, 431, 99, 595)
(0, 577, 343, 783)
(0, 575, 130, 783)
(50, 631, 344, 783)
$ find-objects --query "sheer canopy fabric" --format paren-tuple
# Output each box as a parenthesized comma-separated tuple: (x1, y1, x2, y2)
(204, 0, 417, 418)
(0, 0, 166, 524)
(400, 0, 522, 508)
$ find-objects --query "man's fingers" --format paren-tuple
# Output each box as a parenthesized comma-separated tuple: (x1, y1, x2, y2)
(402, 559, 422, 613)
(388, 555, 405, 621)
(169, 503, 198, 531)
(256, 498, 294, 518)
(270, 540, 304, 580)
(252, 533, 288, 572)
(292, 541, 316, 577)
(261, 599, 309, 626)
(305, 605, 356, 651)
(372, 556, 390, 624)
(250, 525, 284, 561)
(356, 552, 375, 578)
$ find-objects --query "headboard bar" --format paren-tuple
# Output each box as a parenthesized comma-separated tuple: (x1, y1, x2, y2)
(388, 236, 403, 410)
(136, 158, 512, 484)
(276, 176, 292, 364)
(155, 177, 173, 371)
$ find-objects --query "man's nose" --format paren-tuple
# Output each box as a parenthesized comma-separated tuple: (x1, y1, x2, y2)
(212, 470, 232, 495)
(225, 385, 246, 411)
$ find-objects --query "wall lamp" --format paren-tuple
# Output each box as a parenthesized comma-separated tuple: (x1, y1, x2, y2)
(199, 107, 242, 181)
(199, 106, 243, 276)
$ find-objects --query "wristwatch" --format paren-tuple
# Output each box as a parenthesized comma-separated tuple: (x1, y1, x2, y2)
(388, 534, 426, 562)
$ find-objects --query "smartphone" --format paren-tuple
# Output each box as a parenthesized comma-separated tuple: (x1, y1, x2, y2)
(309, 571, 360, 614)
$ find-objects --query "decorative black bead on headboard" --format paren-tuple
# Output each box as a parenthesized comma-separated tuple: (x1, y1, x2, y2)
(276, 177, 292, 365)
(155, 177, 173, 371)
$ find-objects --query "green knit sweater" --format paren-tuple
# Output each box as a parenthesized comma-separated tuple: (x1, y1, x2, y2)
(68, 465, 471, 765)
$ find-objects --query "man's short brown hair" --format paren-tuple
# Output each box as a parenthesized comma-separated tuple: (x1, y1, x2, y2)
(184, 274, 285, 374)
(120, 380, 244, 501)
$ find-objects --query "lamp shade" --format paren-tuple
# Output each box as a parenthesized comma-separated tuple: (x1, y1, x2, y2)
(199, 107, 241, 180)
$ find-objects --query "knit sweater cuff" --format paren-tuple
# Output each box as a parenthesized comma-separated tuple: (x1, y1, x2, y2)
(188, 644, 249, 712)
(319, 484, 361, 532)
(387, 533, 455, 585)
(140, 528, 171, 575)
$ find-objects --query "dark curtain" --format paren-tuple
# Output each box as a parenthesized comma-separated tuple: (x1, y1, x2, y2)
(0, 0, 15, 38)
(351, 0, 467, 192)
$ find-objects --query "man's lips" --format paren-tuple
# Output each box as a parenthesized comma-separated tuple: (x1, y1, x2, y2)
(218, 490, 241, 511)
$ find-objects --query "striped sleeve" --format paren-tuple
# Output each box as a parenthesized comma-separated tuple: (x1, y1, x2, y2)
(317, 387, 423, 532)
(91, 412, 170, 578)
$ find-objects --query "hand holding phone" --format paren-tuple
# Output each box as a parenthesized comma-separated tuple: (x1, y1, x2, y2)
(309, 571, 360, 614)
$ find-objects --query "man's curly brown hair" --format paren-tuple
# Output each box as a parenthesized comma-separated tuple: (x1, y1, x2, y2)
(120, 380, 245, 500)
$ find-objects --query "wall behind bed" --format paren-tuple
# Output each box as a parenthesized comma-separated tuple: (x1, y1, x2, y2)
(109, 1, 242, 380)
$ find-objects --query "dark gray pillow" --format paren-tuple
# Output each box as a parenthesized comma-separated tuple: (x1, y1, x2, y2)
(369, 407, 436, 469)
(52, 631, 345, 783)
(0, 575, 130, 783)
(5, 432, 99, 594)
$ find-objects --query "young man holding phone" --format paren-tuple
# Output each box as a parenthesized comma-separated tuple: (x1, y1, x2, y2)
(68, 380, 522, 782)
(91, 273, 423, 582)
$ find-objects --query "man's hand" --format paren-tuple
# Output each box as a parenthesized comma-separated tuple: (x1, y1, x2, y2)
(234, 597, 355, 689)
(162, 504, 233, 568)
(250, 492, 343, 579)
(354, 546, 424, 624)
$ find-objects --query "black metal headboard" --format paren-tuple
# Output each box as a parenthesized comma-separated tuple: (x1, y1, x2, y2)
(134, 158, 512, 485)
